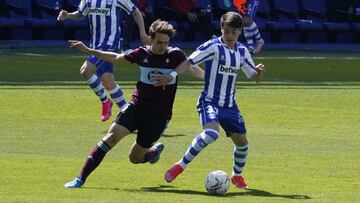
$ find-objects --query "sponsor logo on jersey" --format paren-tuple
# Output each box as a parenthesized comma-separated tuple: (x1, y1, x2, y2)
(218, 65, 240, 76)
(89, 8, 110, 16)
(147, 70, 163, 81)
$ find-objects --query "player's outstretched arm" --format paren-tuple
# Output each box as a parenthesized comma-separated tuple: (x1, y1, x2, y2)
(186, 65, 204, 80)
(69, 40, 124, 64)
(251, 63, 265, 83)
(153, 60, 191, 89)
(57, 10, 84, 21)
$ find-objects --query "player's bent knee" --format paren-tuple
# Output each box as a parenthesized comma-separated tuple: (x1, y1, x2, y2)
(232, 133, 248, 147)
(103, 124, 129, 147)
(80, 66, 93, 79)
(103, 132, 123, 148)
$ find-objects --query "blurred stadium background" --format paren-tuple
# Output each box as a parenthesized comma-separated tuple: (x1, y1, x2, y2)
(0, 0, 359, 50)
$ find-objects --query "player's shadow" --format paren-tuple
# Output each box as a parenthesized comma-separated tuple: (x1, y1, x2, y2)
(126, 185, 312, 199)
(162, 134, 186, 138)
(125, 185, 213, 196)
(129, 131, 187, 138)
(240, 188, 312, 199)
(100, 131, 186, 138)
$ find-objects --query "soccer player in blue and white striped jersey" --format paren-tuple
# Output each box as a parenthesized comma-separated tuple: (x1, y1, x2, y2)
(57, 0, 149, 122)
(164, 11, 265, 190)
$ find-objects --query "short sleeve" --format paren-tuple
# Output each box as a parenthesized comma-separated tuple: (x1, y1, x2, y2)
(241, 48, 257, 79)
(124, 48, 144, 64)
(171, 48, 187, 66)
(78, 0, 88, 16)
(188, 41, 216, 66)
(116, 0, 136, 15)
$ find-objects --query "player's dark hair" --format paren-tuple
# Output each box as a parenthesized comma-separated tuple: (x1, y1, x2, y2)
(149, 19, 176, 38)
(220, 12, 243, 30)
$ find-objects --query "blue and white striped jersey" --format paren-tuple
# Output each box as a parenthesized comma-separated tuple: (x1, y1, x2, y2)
(78, 0, 136, 50)
(188, 37, 257, 108)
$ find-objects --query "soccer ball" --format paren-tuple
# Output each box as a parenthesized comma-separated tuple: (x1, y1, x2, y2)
(205, 170, 231, 195)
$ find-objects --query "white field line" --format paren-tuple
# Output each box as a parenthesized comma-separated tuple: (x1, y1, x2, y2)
(13, 52, 87, 58)
(15, 52, 50, 57)
(69, 55, 87, 58)
(11, 52, 360, 60)
(254, 56, 360, 60)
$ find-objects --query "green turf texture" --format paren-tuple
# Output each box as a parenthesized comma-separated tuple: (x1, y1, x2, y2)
(0, 48, 359, 202)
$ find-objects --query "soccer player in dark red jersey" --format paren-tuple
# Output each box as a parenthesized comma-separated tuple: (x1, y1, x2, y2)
(64, 19, 204, 188)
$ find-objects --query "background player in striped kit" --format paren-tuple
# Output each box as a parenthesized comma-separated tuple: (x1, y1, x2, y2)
(162, 11, 265, 189)
(63, 19, 204, 188)
(57, 0, 149, 122)
(233, 0, 264, 54)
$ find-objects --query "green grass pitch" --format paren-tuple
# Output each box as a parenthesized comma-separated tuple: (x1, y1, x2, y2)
(0, 47, 359, 202)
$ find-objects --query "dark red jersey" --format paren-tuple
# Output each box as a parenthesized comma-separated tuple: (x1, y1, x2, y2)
(124, 46, 187, 119)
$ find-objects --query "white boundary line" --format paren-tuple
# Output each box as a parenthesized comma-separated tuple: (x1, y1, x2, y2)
(10, 52, 360, 60)
(254, 56, 360, 60)
(15, 53, 50, 57)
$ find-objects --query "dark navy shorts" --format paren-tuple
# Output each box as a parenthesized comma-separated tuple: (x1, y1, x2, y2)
(114, 105, 168, 148)
(87, 55, 114, 77)
(197, 100, 247, 136)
